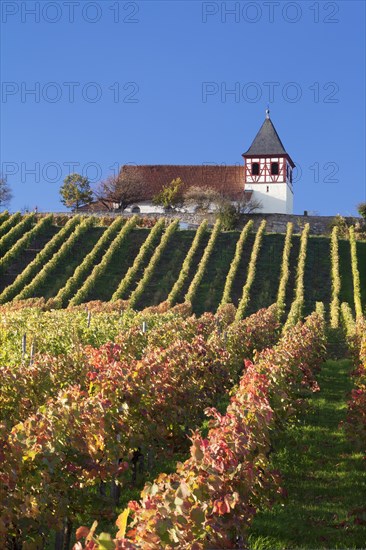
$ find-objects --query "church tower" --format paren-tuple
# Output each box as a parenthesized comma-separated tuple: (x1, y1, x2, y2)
(243, 110, 295, 214)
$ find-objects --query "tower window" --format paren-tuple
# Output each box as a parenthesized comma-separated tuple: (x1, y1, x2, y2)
(271, 162, 279, 175)
(252, 162, 259, 176)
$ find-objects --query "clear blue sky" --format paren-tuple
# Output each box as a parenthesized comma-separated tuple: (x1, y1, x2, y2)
(1, 0, 365, 215)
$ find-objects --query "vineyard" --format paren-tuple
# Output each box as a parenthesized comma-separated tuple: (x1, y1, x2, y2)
(0, 213, 365, 319)
(0, 212, 365, 549)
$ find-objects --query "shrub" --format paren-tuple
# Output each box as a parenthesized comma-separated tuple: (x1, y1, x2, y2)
(217, 201, 239, 230)
(357, 202, 366, 221)
(330, 214, 349, 238)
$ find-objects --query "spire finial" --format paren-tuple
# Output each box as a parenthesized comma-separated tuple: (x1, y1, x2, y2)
(266, 106, 270, 119)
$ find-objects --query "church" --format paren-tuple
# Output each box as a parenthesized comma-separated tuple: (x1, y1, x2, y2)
(242, 109, 295, 214)
(89, 111, 295, 215)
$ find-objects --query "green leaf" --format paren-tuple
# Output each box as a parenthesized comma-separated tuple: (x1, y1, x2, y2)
(97, 533, 115, 550)
(190, 506, 205, 526)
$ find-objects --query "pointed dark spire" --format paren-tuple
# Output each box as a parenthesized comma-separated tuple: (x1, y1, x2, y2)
(243, 115, 289, 157)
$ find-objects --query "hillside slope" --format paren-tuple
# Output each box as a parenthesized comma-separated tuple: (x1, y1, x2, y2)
(0, 215, 365, 318)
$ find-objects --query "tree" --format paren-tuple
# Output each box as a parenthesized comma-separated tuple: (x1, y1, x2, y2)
(237, 193, 262, 214)
(183, 186, 262, 217)
(153, 178, 184, 210)
(357, 202, 366, 221)
(0, 175, 13, 210)
(95, 174, 145, 211)
(59, 173, 93, 211)
(217, 200, 240, 230)
(183, 186, 221, 212)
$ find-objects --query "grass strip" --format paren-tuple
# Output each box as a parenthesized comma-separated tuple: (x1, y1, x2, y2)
(249, 359, 366, 550)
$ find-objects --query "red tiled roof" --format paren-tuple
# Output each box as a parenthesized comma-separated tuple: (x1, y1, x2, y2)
(78, 200, 111, 212)
(119, 164, 245, 200)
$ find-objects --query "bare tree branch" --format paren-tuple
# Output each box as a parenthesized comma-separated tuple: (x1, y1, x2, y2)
(95, 174, 145, 211)
(0, 175, 13, 209)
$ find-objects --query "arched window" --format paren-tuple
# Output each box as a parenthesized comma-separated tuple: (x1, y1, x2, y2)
(131, 205, 141, 213)
(252, 162, 259, 176)
(271, 162, 279, 175)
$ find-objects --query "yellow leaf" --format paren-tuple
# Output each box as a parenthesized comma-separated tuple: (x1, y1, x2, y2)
(116, 508, 129, 539)
(86, 521, 98, 542)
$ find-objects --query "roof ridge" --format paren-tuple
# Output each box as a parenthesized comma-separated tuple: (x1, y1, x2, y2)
(122, 164, 244, 168)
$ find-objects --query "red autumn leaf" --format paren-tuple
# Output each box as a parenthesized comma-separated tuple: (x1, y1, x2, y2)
(128, 500, 139, 511)
(76, 526, 90, 540)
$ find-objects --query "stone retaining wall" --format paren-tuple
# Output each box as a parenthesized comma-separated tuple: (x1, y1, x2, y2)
(43, 211, 361, 235)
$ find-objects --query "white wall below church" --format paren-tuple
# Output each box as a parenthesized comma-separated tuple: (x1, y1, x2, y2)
(125, 202, 165, 214)
(125, 203, 201, 214)
(247, 183, 293, 214)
